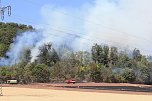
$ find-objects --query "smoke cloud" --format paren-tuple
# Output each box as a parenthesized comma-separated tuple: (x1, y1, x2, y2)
(40, 0, 152, 54)
(1, 0, 152, 66)
(81, 0, 152, 55)
(0, 31, 43, 66)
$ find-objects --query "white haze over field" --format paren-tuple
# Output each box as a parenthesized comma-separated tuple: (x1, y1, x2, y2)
(1, 0, 152, 66)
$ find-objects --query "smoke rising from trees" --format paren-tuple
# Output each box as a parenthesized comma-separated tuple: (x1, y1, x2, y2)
(1, 0, 152, 66)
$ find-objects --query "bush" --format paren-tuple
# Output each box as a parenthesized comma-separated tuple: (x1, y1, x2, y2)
(144, 67, 152, 85)
(122, 68, 136, 83)
(111, 74, 125, 83)
(32, 64, 50, 83)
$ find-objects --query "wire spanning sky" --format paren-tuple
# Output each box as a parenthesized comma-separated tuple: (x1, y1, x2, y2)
(2, 0, 152, 55)
(3, 0, 93, 25)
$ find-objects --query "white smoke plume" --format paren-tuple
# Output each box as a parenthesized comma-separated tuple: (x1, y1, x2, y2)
(40, 0, 152, 54)
(0, 31, 43, 66)
(1, 0, 152, 66)
(81, 0, 152, 55)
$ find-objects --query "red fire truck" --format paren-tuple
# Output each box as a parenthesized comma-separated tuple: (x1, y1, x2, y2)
(65, 79, 76, 84)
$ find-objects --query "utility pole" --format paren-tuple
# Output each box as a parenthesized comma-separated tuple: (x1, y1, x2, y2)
(0, 0, 11, 20)
(0, 0, 12, 95)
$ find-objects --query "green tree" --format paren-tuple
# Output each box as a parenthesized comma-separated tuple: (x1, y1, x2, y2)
(117, 51, 130, 68)
(32, 64, 50, 83)
(23, 63, 36, 83)
(20, 48, 31, 64)
(109, 46, 118, 66)
(91, 44, 103, 64)
(133, 48, 142, 62)
(122, 68, 136, 83)
(91, 44, 110, 66)
(0, 67, 12, 82)
(36, 43, 59, 66)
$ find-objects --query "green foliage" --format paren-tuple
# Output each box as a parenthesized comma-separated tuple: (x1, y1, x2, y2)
(0, 39, 152, 85)
(144, 67, 152, 85)
(122, 68, 136, 83)
(0, 43, 8, 57)
(50, 53, 79, 82)
(36, 43, 59, 67)
(50, 61, 77, 81)
(23, 63, 34, 83)
(133, 48, 142, 62)
(0, 22, 33, 58)
(32, 64, 50, 83)
(91, 44, 110, 66)
(91, 44, 103, 64)
(0, 67, 12, 82)
(111, 73, 125, 83)
(116, 51, 131, 68)
(20, 48, 32, 63)
(89, 63, 103, 82)
(109, 46, 118, 66)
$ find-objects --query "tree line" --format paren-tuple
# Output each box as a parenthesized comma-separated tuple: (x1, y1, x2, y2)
(0, 23, 152, 84)
(0, 43, 152, 84)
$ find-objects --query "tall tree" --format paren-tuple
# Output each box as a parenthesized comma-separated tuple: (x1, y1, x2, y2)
(91, 44, 110, 66)
(20, 48, 31, 64)
(91, 43, 103, 64)
(36, 43, 59, 67)
(102, 45, 110, 66)
(133, 48, 142, 61)
(109, 46, 118, 66)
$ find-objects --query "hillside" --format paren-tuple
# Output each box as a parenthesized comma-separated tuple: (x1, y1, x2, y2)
(0, 22, 33, 57)
(0, 23, 152, 85)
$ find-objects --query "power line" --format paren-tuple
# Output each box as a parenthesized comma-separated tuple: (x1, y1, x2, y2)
(11, 14, 151, 47)
(10, 15, 152, 54)
(0, 0, 12, 96)
(22, 0, 152, 43)
(14, 14, 149, 46)
(11, 15, 129, 45)
(12, 15, 152, 54)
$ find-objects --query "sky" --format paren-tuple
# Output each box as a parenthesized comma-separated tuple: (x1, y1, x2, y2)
(1, 0, 152, 58)
(2, 0, 94, 25)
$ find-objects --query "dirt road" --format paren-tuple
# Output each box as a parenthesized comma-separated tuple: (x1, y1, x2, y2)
(0, 87, 152, 101)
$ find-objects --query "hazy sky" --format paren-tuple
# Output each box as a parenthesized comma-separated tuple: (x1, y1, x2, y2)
(2, 0, 93, 25)
(1, 0, 152, 56)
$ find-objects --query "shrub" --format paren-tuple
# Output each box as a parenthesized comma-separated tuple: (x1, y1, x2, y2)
(122, 68, 136, 83)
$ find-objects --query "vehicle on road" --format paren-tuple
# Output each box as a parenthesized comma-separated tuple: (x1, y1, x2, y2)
(7, 80, 18, 84)
(65, 79, 76, 84)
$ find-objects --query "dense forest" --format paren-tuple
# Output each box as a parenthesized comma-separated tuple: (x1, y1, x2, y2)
(0, 23, 152, 84)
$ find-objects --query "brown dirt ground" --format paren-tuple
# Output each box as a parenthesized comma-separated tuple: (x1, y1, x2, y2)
(1, 83, 152, 101)
(2, 83, 152, 95)
(0, 86, 152, 101)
